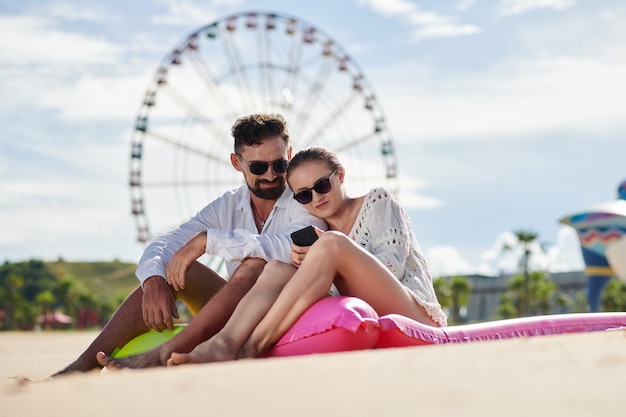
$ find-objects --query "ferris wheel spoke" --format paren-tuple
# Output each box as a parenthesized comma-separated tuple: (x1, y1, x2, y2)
(143, 129, 229, 165)
(256, 23, 274, 106)
(334, 130, 379, 153)
(184, 50, 241, 130)
(141, 178, 241, 188)
(220, 23, 257, 110)
(300, 91, 362, 148)
(158, 86, 232, 152)
(282, 23, 305, 106)
(291, 61, 335, 136)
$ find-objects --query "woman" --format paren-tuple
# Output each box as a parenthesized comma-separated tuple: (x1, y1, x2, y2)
(168, 146, 447, 365)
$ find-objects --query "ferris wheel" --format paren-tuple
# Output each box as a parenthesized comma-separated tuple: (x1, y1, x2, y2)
(129, 11, 398, 245)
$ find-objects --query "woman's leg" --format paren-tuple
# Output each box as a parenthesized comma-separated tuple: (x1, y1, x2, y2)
(167, 261, 297, 365)
(240, 231, 436, 358)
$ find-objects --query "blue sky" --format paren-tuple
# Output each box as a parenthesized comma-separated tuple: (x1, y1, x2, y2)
(1, 0, 625, 278)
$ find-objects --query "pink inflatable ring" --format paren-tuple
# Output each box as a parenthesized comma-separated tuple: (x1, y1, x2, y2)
(112, 296, 626, 359)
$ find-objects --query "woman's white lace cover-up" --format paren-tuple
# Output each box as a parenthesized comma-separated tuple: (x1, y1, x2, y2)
(348, 188, 447, 327)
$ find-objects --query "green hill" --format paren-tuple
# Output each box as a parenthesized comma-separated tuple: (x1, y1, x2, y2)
(45, 260, 139, 302)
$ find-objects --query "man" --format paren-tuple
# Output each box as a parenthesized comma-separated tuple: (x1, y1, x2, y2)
(55, 113, 325, 374)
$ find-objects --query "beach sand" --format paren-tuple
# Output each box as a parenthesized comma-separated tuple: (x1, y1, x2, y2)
(1, 329, 625, 416)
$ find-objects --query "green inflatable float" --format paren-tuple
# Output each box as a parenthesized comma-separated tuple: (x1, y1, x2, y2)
(111, 324, 187, 358)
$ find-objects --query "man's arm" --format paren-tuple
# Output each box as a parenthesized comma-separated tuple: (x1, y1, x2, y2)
(136, 203, 221, 285)
(204, 203, 327, 266)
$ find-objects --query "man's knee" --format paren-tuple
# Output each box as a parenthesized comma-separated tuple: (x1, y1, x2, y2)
(176, 261, 227, 301)
(229, 258, 267, 289)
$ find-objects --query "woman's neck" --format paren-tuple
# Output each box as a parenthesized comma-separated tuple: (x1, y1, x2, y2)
(325, 195, 362, 234)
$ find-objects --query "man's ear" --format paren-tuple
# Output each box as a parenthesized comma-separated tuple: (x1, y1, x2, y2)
(287, 146, 293, 160)
(231, 153, 243, 172)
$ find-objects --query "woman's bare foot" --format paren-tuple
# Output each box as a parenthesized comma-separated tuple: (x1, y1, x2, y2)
(167, 337, 236, 366)
(96, 347, 168, 370)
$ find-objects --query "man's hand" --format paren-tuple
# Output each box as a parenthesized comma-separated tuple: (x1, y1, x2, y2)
(142, 276, 179, 331)
(167, 233, 207, 291)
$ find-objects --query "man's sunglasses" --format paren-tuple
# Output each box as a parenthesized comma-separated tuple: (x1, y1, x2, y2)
(293, 170, 337, 204)
(237, 154, 289, 175)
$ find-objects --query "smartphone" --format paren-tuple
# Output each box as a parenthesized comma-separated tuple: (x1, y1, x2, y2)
(290, 225, 319, 246)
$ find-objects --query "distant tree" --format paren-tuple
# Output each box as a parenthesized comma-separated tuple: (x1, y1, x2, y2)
(495, 291, 518, 319)
(602, 279, 626, 311)
(433, 277, 452, 312)
(497, 270, 556, 317)
(450, 276, 472, 323)
(0, 259, 135, 330)
(53, 278, 79, 317)
(553, 293, 573, 314)
(432, 276, 471, 324)
(36, 290, 55, 313)
(572, 292, 588, 313)
(0, 273, 24, 330)
(501, 229, 539, 316)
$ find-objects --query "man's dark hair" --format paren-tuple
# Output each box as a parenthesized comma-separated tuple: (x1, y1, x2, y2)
(231, 113, 290, 153)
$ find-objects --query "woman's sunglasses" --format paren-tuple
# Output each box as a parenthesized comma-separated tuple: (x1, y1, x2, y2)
(293, 170, 337, 204)
(237, 154, 289, 175)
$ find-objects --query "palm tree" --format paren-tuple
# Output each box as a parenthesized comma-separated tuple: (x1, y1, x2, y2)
(497, 270, 555, 317)
(513, 229, 539, 316)
(450, 276, 472, 323)
(432, 277, 452, 318)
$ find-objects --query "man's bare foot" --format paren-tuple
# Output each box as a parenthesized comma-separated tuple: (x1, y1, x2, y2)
(48, 354, 106, 378)
(51, 359, 100, 378)
(96, 348, 167, 370)
(167, 338, 236, 366)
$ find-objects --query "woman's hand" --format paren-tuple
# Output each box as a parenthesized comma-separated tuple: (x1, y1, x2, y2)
(166, 233, 207, 291)
(290, 227, 324, 267)
(290, 243, 309, 267)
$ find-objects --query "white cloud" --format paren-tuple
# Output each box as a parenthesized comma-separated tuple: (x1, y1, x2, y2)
(457, 0, 478, 12)
(33, 2, 115, 22)
(470, 228, 584, 277)
(424, 228, 583, 278)
(358, 0, 415, 16)
(426, 246, 475, 278)
(498, 0, 576, 17)
(0, 15, 123, 67)
(416, 226, 585, 278)
(357, 0, 480, 41)
(395, 174, 444, 209)
(382, 54, 626, 143)
(412, 23, 479, 41)
(36, 73, 150, 121)
(398, 191, 444, 210)
(546, 226, 584, 271)
(0, 16, 151, 119)
(152, 0, 224, 26)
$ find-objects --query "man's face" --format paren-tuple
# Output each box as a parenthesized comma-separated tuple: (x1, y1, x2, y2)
(232, 136, 292, 200)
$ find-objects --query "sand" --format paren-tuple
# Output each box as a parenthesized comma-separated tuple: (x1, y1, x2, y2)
(1, 329, 625, 416)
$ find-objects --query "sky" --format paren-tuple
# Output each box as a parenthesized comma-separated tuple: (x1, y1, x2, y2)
(1, 0, 625, 279)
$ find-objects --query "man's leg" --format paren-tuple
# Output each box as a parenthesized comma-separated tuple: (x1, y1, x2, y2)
(53, 260, 226, 376)
(96, 257, 266, 369)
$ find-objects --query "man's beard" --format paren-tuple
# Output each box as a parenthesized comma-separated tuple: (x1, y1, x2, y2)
(249, 177, 286, 200)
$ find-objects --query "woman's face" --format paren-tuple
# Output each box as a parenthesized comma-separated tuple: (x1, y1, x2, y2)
(288, 161, 342, 219)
